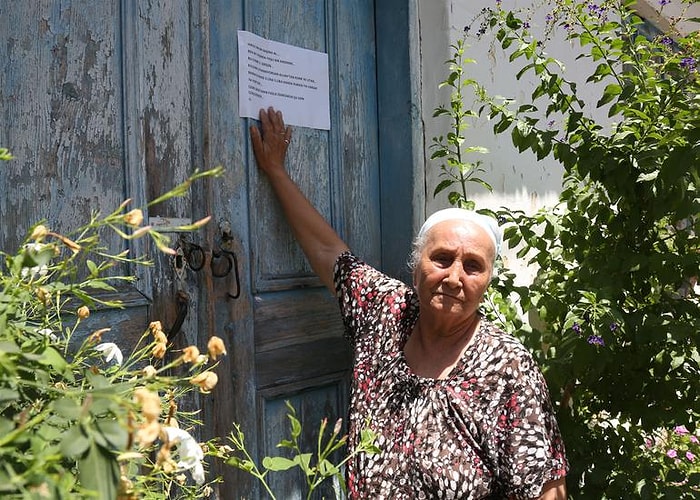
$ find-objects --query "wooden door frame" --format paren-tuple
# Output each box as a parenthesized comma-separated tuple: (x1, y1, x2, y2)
(376, 0, 424, 284)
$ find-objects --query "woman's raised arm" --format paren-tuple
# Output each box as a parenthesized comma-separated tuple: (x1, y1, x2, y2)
(249, 107, 349, 292)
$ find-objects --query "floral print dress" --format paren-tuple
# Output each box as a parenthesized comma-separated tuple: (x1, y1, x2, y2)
(333, 252, 568, 499)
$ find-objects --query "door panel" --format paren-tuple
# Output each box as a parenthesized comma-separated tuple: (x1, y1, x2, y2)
(207, 0, 380, 497)
(260, 385, 348, 499)
(0, 1, 126, 266)
(2, 1, 382, 498)
(0, 1, 153, 351)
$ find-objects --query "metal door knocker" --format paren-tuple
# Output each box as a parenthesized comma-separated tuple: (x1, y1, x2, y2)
(173, 228, 242, 301)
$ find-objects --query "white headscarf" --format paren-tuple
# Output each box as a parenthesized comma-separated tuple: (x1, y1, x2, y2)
(417, 208, 502, 261)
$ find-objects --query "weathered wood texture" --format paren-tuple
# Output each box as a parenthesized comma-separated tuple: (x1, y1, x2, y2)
(205, 0, 380, 496)
(0, 2, 126, 258)
(0, 0, 421, 498)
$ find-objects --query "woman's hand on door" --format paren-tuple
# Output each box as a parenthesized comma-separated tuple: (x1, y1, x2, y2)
(248, 107, 349, 293)
(249, 106, 292, 175)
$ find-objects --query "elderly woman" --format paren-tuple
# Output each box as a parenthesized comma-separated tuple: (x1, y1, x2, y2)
(250, 107, 569, 499)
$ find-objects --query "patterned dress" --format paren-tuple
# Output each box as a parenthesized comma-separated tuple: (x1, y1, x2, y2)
(333, 252, 568, 499)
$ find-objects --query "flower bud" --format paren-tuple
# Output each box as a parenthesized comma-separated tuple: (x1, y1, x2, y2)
(77, 305, 90, 319)
(124, 209, 144, 227)
(129, 225, 153, 239)
(207, 336, 227, 360)
(190, 371, 218, 393)
(333, 418, 343, 436)
(181, 346, 200, 364)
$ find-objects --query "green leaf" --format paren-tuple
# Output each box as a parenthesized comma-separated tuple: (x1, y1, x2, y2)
(95, 418, 128, 449)
(277, 439, 295, 449)
(79, 442, 119, 500)
(433, 179, 454, 196)
(60, 425, 90, 458)
(86, 259, 98, 276)
(294, 453, 313, 474)
(0, 388, 19, 404)
(287, 414, 301, 440)
(262, 456, 296, 472)
(318, 458, 339, 476)
(38, 346, 68, 373)
(597, 83, 622, 107)
(52, 397, 82, 420)
(226, 456, 256, 472)
(0, 417, 12, 436)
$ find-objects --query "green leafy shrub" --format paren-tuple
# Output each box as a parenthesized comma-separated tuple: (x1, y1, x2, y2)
(433, 0, 699, 497)
(0, 155, 227, 498)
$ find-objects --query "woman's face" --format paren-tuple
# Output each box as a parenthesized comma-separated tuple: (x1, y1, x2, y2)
(413, 220, 494, 321)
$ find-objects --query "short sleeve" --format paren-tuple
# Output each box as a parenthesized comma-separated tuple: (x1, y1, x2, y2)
(332, 251, 413, 347)
(495, 350, 569, 497)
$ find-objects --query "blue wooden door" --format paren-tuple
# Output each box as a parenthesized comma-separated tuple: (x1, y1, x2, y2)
(205, 1, 381, 497)
(0, 0, 419, 497)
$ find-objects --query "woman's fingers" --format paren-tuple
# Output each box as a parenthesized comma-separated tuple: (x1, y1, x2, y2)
(250, 107, 291, 172)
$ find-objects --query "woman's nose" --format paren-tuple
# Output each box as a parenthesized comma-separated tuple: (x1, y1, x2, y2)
(444, 262, 463, 285)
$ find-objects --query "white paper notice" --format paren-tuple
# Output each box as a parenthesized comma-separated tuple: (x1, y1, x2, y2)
(238, 30, 330, 130)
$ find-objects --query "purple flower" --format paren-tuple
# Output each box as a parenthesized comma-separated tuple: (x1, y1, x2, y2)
(659, 0, 671, 5)
(609, 322, 618, 332)
(667, 449, 678, 458)
(674, 425, 690, 435)
(691, 435, 699, 444)
(680, 57, 696, 71)
(661, 36, 673, 46)
(687, 451, 696, 462)
(587, 334, 605, 346)
(572, 322, 582, 335)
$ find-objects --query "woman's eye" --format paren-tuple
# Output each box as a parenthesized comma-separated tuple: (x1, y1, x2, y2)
(432, 254, 452, 266)
(464, 261, 483, 272)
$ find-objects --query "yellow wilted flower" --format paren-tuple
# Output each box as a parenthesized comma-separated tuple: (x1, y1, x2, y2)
(124, 209, 144, 227)
(181, 346, 200, 364)
(30, 224, 49, 241)
(136, 420, 161, 448)
(133, 387, 161, 422)
(36, 287, 50, 305)
(152, 342, 167, 359)
(88, 328, 111, 344)
(190, 371, 218, 393)
(77, 306, 90, 319)
(154, 330, 168, 345)
(207, 336, 227, 360)
(156, 443, 177, 473)
(149, 321, 164, 336)
(50, 232, 81, 254)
